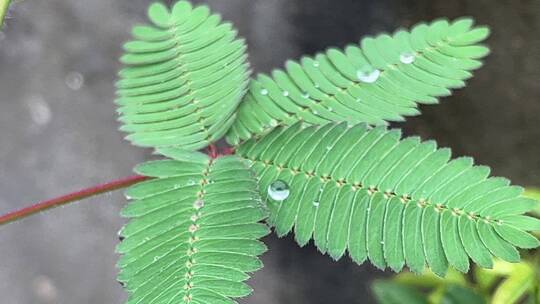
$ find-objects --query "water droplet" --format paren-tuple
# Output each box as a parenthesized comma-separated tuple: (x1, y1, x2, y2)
(327, 107, 333, 111)
(260, 89, 268, 95)
(314, 83, 320, 88)
(193, 199, 204, 209)
(65, 72, 84, 91)
(187, 180, 196, 186)
(380, 241, 385, 245)
(399, 52, 416, 64)
(313, 201, 320, 207)
(313, 110, 319, 115)
(268, 180, 290, 201)
(282, 91, 289, 97)
(302, 92, 310, 99)
(313, 61, 320, 67)
(269, 119, 278, 127)
(357, 67, 380, 83)
(153, 256, 159, 262)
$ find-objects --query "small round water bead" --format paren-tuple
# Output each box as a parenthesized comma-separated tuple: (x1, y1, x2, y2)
(357, 67, 380, 83)
(268, 180, 290, 201)
(399, 52, 416, 64)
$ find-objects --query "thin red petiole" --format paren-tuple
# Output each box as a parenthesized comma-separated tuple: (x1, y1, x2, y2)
(0, 145, 238, 226)
(221, 146, 235, 155)
(208, 144, 218, 159)
(0, 175, 149, 227)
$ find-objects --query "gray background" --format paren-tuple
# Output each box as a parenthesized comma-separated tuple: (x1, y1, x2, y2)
(0, 0, 539, 303)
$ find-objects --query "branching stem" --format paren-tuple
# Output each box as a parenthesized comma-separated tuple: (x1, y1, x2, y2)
(0, 145, 238, 226)
(0, 175, 149, 226)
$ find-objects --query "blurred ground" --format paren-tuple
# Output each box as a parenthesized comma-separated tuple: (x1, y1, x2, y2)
(0, 0, 538, 303)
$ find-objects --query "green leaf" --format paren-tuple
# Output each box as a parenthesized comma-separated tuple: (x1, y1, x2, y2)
(441, 284, 485, 304)
(394, 268, 466, 289)
(492, 263, 534, 304)
(237, 123, 539, 276)
(118, 153, 269, 304)
(227, 18, 490, 145)
(117, 1, 250, 151)
(523, 188, 540, 217)
(372, 281, 428, 304)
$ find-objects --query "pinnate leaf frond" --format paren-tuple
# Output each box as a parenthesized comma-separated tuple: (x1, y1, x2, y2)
(117, 151, 268, 304)
(117, 1, 250, 151)
(227, 18, 490, 145)
(237, 123, 539, 276)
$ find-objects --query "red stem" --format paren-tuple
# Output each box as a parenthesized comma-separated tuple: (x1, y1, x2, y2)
(208, 144, 218, 158)
(0, 144, 237, 226)
(0, 175, 149, 226)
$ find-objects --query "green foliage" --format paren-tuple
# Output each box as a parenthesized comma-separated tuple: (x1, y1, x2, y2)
(237, 122, 539, 276)
(525, 188, 540, 217)
(226, 18, 489, 145)
(117, 151, 268, 304)
(116, 1, 249, 151)
(373, 259, 540, 304)
(372, 281, 428, 304)
(111, 1, 540, 303)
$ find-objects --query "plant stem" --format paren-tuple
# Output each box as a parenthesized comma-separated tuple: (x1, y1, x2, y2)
(0, 0, 11, 30)
(0, 175, 149, 226)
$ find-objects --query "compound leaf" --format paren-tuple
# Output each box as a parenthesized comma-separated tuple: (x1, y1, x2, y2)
(117, 151, 268, 304)
(227, 18, 489, 145)
(117, 1, 249, 151)
(237, 123, 539, 276)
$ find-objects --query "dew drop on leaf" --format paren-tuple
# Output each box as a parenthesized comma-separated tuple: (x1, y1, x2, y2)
(260, 89, 268, 95)
(313, 201, 320, 207)
(357, 67, 380, 83)
(268, 180, 290, 201)
(302, 93, 310, 99)
(313, 61, 320, 67)
(399, 52, 416, 64)
(282, 91, 289, 97)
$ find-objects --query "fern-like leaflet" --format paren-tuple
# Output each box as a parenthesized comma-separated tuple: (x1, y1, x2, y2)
(237, 123, 540, 276)
(116, 1, 250, 151)
(227, 18, 489, 145)
(117, 149, 268, 303)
